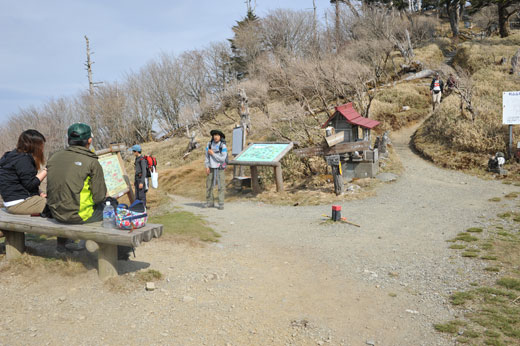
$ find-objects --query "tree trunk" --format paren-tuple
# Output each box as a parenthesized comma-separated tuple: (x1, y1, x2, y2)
(335, 1, 340, 50)
(446, 0, 460, 38)
(498, 3, 511, 38)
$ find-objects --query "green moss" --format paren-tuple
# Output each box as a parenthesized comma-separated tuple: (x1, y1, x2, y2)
(498, 212, 512, 219)
(462, 251, 479, 257)
(504, 192, 519, 198)
(434, 320, 466, 333)
(481, 255, 498, 261)
(150, 211, 221, 242)
(481, 243, 494, 250)
(451, 292, 474, 305)
(449, 244, 466, 249)
(136, 269, 163, 282)
(496, 277, 520, 291)
(489, 197, 501, 202)
(467, 227, 483, 233)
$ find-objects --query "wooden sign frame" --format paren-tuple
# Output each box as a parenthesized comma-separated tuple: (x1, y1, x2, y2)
(96, 144, 135, 203)
(228, 142, 293, 193)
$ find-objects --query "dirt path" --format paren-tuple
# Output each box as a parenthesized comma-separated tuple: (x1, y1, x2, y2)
(1, 124, 517, 346)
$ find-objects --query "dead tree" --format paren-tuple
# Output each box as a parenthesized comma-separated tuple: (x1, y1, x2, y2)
(84, 36, 102, 137)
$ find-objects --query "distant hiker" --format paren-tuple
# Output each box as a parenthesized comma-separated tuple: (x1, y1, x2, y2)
(47, 123, 131, 259)
(430, 73, 444, 110)
(131, 144, 148, 207)
(0, 129, 48, 215)
(204, 130, 227, 210)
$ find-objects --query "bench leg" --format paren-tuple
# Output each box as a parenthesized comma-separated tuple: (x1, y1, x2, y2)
(5, 231, 25, 260)
(98, 243, 118, 280)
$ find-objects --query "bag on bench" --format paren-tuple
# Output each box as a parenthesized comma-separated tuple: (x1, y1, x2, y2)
(115, 200, 147, 230)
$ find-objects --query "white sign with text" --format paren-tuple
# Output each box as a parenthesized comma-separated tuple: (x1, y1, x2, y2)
(503, 91, 520, 125)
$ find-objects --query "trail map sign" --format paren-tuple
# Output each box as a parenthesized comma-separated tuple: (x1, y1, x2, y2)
(229, 142, 293, 193)
(234, 143, 292, 164)
(503, 91, 520, 125)
(98, 153, 130, 198)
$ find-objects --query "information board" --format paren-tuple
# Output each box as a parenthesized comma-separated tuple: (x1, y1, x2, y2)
(98, 153, 129, 198)
(235, 143, 292, 163)
(503, 91, 520, 125)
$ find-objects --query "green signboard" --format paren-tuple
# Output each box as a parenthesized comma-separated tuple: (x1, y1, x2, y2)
(234, 143, 292, 163)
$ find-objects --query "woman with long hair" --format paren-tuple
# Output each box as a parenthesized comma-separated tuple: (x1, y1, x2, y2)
(0, 129, 48, 214)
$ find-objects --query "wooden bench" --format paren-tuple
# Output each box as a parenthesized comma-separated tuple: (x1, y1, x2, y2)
(0, 209, 162, 280)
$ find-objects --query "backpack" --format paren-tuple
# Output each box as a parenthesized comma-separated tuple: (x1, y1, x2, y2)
(141, 155, 157, 178)
(208, 139, 228, 169)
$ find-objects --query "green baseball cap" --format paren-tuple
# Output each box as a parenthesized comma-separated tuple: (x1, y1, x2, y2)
(67, 123, 92, 140)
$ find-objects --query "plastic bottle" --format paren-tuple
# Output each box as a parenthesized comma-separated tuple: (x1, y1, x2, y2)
(102, 201, 115, 228)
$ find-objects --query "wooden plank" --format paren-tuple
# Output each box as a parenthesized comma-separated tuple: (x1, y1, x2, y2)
(293, 141, 370, 158)
(98, 243, 118, 280)
(5, 231, 25, 259)
(274, 165, 284, 192)
(250, 166, 261, 193)
(325, 131, 345, 147)
(0, 211, 163, 247)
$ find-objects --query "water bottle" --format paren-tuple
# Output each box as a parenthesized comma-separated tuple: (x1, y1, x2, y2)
(102, 201, 115, 228)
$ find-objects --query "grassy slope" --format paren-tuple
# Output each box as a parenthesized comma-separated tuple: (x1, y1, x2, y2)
(413, 31, 520, 175)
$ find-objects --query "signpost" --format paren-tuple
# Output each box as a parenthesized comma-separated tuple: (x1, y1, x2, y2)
(229, 142, 293, 193)
(503, 91, 520, 158)
(96, 144, 135, 202)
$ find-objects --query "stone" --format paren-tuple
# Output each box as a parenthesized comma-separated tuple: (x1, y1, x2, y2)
(366, 341, 376, 346)
(182, 295, 195, 302)
(145, 282, 155, 291)
(376, 173, 398, 182)
(402, 106, 411, 111)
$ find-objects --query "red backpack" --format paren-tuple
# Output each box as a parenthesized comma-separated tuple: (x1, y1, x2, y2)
(141, 155, 157, 178)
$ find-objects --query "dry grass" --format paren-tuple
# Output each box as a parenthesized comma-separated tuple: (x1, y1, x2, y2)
(371, 82, 431, 132)
(0, 253, 87, 277)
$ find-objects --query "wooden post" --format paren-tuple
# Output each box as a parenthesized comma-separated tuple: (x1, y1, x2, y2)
(123, 175, 135, 203)
(509, 124, 513, 159)
(250, 166, 261, 193)
(85, 240, 100, 253)
(274, 164, 284, 192)
(5, 231, 25, 260)
(98, 243, 118, 280)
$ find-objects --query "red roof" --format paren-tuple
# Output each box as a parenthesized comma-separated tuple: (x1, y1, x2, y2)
(322, 103, 380, 129)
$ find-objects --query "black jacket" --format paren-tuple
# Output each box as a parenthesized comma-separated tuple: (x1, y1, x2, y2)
(134, 156, 148, 185)
(430, 78, 444, 92)
(0, 150, 41, 203)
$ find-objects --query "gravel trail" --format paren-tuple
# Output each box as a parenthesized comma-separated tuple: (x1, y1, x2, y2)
(1, 124, 516, 346)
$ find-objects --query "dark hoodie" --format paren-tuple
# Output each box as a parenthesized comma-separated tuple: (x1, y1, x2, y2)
(0, 150, 41, 203)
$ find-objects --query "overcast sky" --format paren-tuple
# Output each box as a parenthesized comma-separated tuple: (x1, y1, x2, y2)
(0, 0, 332, 122)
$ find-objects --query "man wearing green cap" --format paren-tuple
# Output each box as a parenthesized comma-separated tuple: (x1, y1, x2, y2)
(46, 123, 131, 257)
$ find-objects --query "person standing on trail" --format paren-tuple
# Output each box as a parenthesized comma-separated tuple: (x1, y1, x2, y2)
(204, 130, 227, 210)
(430, 73, 444, 110)
(131, 144, 148, 207)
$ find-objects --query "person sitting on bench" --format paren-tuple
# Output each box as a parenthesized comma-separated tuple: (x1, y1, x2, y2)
(0, 129, 48, 215)
(46, 123, 131, 259)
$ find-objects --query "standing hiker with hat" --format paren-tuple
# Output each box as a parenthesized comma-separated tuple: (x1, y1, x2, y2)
(131, 144, 148, 207)
(204, 130, 227, 210)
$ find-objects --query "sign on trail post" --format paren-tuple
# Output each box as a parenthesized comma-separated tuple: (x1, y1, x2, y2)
(503, 91, 520, 157)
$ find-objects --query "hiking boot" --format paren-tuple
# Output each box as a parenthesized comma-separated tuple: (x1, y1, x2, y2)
(55, 245, 73, 257)
(203, 203, 214, 208)
(218, 205, 224, 210)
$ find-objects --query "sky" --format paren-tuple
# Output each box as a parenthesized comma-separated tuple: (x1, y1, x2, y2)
(0, 0, 332, 123)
